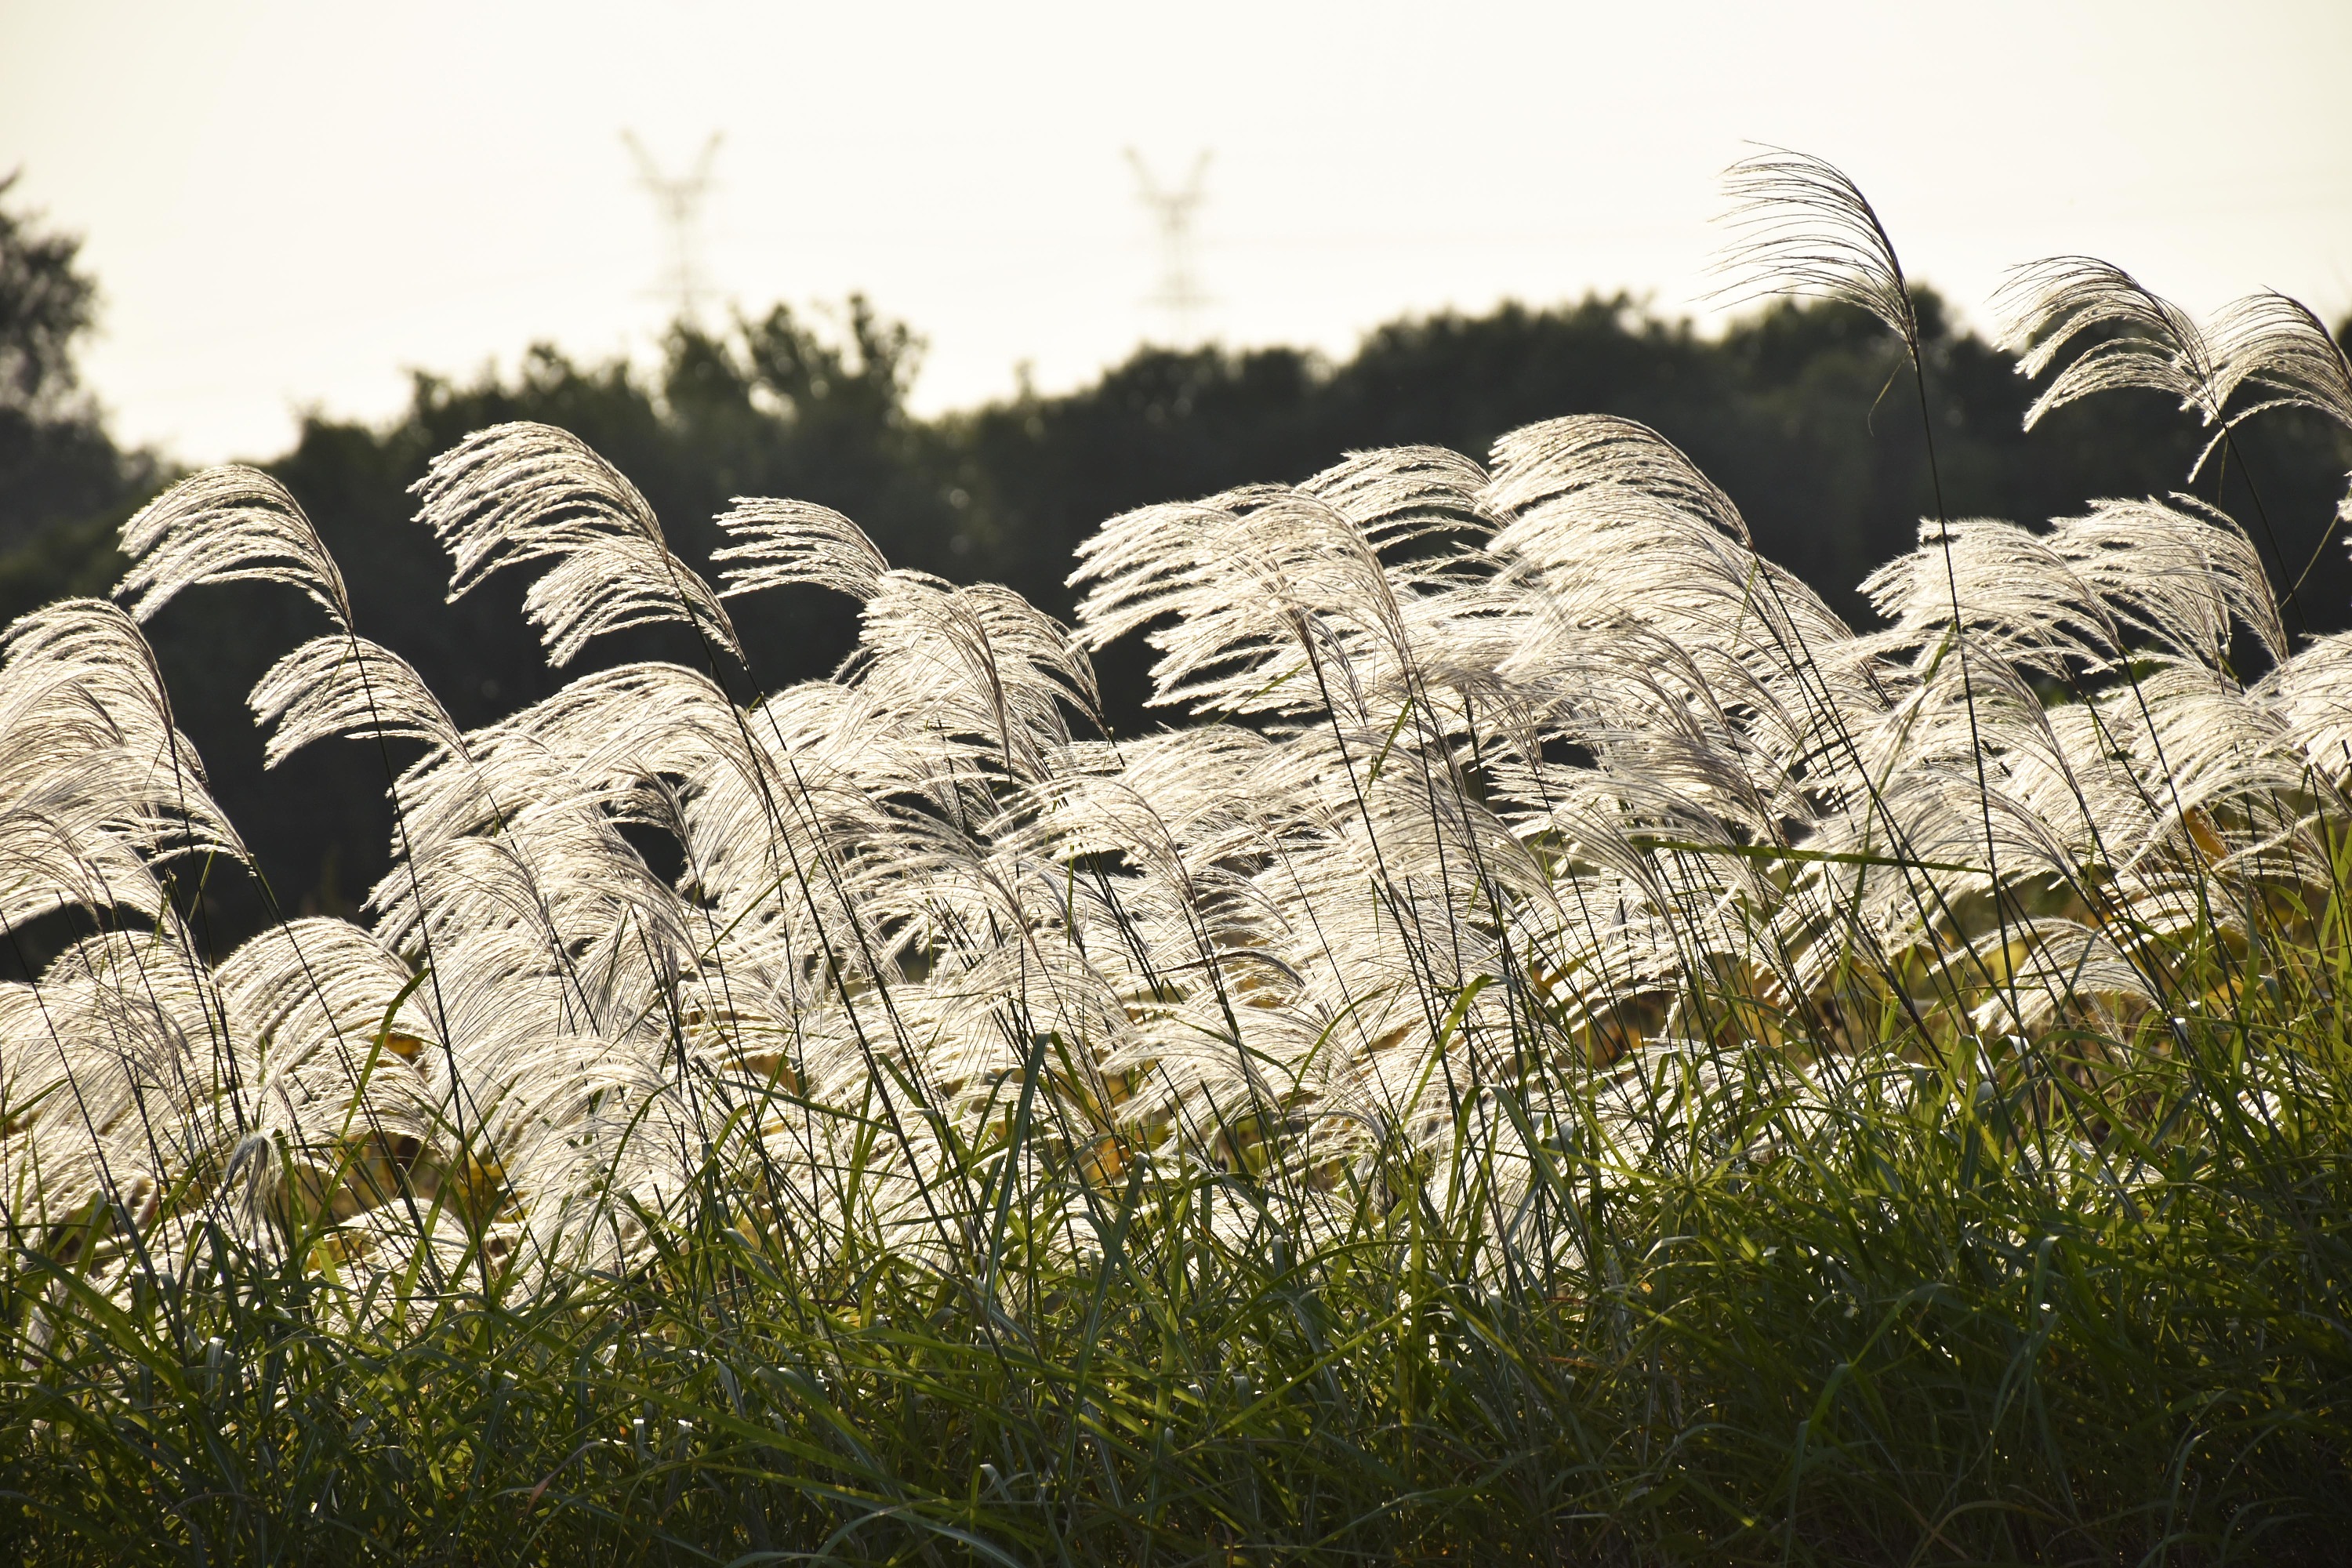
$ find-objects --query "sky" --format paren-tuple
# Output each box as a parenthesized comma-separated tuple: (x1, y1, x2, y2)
(3, 0, 2349, 465)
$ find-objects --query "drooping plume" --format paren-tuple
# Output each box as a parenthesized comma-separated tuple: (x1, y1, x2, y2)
(412, 421, 744, 666)
(118, 466, 354, 629)
(1715, 145, 1921, 362)
(713, 497, 894, 604)
(248, 635, 466, 768)
(1994, 259, 2230, 446)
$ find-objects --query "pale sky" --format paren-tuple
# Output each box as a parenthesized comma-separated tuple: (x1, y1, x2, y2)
(4, 0, 2348, 464)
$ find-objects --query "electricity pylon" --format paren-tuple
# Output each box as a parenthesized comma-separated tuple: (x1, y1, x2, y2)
(623, 130, 724, 325)
(1126, 148, 1211, 344)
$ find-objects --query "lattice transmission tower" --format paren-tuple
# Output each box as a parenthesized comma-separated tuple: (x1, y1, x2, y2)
(1126, 148, 1211, 344)
(622, 130, 724, 325)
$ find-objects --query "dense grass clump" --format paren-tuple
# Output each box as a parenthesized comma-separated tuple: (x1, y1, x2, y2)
(7, 1020, 2350, 1562)
(4, 154, 2351, 1562)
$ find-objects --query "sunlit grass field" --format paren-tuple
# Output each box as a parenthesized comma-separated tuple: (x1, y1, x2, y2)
(3, 154, 2350, 1563)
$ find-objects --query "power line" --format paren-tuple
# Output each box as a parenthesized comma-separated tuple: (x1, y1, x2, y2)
(622, 130, 723, 325)
(1127, 147, 1211, 344)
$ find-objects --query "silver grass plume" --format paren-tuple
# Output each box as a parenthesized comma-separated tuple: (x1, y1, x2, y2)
(116, 465, 467, 770)
(2210, 291, 2352, 434)
(712, 498, 893, 603)
(1486, 416, 1749, 544)
(1712, 151, 2031, 1001)
(118, 466, 353, 629)
(2209, 293, 2352, 583)
(412, 422, 744, 667)
(0, 598, 245, 871)
(247, 636, 464, 769)
(1997, 270, 2347, 616)
(1714, 146, 1920, 362)
(1993, 259, 2234, 457)
(0, 808, 165, 930)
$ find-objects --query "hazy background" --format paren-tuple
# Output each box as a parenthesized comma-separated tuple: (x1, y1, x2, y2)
(5, 0, 2349, 463)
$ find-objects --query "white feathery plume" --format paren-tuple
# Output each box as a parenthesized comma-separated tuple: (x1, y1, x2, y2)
(2211, 291, 2352, 434)
(1301, 444, 1494, 553)
(1488, 416, 1749, 545)
(370, 759, 689, 993)
(113, 465, 466, 793)
(412, 422, 743, 666)
(2048, 498, 2283, 669)
(1862, 500, 2282, 674)
(0, 808, 166, 929)
(1070, 487, 1413, 722)
(2258, 633, 2352, 782)
(0, 599, 245, 869)
(1993, 260, 2241, 475)
(248, 635, 466, 768)
(1714, 146, 1920, 360)
(1, 923, 230, 1235)
(711, 497, 894, 603)
(1483, 418, 1855, 695)
(117, 466, 352, 629)
(216, 917, 437, 1069)
(848, 573, 1099, 778)
(452, 1028, 701, 1271)
(2208, 293, 2352, 579)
